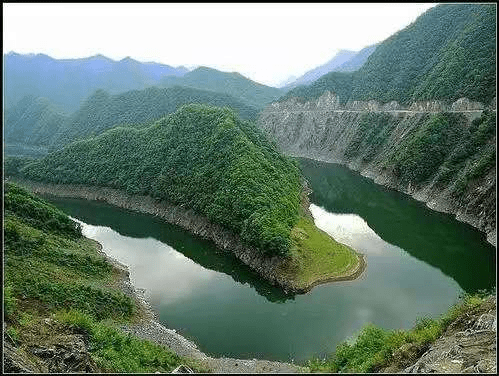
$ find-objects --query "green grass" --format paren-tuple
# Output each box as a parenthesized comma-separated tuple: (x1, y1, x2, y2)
(307, 292, 489, 373)
(277, 215, 362, 289)
(54, 310, 206, 373)
(3, 182, 207, 373)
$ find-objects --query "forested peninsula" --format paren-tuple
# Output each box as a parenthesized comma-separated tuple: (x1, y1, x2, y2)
(11, 104, 364, 292)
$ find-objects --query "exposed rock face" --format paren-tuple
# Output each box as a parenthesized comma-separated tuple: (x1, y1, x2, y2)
(258, 93, 496, 246)
(403, 296, 496, 373)
(3, 320, 101, 373)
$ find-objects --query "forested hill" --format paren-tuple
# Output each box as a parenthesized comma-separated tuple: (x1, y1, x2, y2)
(4, 86, 259, 155)
(4, 95, 69, 149)
(3, 53, 188, 112)
(20, 104, 302, 257)
(159, 66, 283, 109)
(50, 85, 260, 148)
(281, 3, 496, 105)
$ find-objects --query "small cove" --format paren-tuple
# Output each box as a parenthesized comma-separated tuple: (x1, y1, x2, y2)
(42, 158, 496, 363)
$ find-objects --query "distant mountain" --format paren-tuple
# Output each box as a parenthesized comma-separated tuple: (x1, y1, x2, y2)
(3, 52, 188, 112)
(159, 66, 283, 109)
(277, 75, 298, 88)
(333, 44, 377, 73)
(284, 50, 357, 89)
(4, 85, 260, 156)
(281, 4, 496, 105)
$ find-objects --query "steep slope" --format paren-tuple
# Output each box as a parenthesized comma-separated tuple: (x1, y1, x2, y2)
(3, 53, 187, 112)
(20, 104, 302, 256)
(159, 66, 283, 108)
(17, 104, 363, 292)
(281, 4, 495, 105)
(285, 50, 356, 89)
(3, 96, 69, 157)
(258, 93, 496, 245)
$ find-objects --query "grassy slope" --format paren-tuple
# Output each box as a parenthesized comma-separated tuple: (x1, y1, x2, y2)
(278, 215, 363, 291)
(3, 182, 206, 373)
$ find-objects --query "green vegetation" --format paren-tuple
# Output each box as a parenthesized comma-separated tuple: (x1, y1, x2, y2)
(4, 156, 37, 176)
(339, 109, 495, 203)
(21, 104, 303, 257)
(5, 86, 260, 157)
(54, 310, 197, 373)
(281, 4, 495, 105)
(345, 113, 396, 161)
(52, 85, 259, 148)
(376, 111, 495, 192)
(308, 293, 489, 373)
(388, 113, 465, 184)
(3, 182, 204, 372)
(278, 216, 362, 289)
(4, 95, 69, 147)
(281, 71, 353, 104)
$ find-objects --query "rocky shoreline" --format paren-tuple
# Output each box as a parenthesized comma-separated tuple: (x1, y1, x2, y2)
(13, 178, 365, 293)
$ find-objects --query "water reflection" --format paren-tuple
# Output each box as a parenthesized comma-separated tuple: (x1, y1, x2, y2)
(44, 195, 294, 303)
(41, 189, 475, 363)
(310, 204, 396, 256)
(299, 158, 496, 293)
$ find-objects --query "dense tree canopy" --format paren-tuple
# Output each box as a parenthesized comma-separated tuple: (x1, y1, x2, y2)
(21, 104, 303, 257)
(281, 4, 496, 105)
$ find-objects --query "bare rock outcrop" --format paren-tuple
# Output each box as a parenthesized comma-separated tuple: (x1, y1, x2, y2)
(403, 296, 497, 373)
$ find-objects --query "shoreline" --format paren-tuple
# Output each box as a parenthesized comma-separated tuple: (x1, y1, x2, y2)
(13, 178, 366, 293)
(87, 225, 307, 373)
(289, 155, 496, 247)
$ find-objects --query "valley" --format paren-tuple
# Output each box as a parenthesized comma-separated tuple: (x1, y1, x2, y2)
(3, 3, 496, 373)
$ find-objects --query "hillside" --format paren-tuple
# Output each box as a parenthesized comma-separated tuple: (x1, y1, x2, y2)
(15, 104, 363, 291)
(3, 52, 188, 112)
(19, 104, 301, 256)
(3, 181, 208, 372)
(4, 86, 260, 156)
(50, 85, 260, 148)
(3, 96, 69, 157)
(159, 66, 283, 109)
(259, 93, 496, 245)
(281, 4, 495, 105)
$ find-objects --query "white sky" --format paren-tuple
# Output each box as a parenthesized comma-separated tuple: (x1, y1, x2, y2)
(3, 2, 437, 87)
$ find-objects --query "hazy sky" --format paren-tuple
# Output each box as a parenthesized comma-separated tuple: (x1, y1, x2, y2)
(3, 3, 437, 87)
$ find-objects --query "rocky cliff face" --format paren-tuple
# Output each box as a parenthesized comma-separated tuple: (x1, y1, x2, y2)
(258, 92, 496, 246)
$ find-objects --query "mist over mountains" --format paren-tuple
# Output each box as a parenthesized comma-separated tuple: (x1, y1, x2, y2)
(3, 53, 188, 112)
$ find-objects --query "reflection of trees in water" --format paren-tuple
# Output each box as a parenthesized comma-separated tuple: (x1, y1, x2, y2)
(42, 195, 295, 303)
(299, 158, 496, 294)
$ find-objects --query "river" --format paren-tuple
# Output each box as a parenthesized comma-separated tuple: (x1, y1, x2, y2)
(42, 158, 496, 364)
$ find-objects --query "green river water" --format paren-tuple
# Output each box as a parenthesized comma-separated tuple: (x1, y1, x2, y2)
(43, 158, 496, 364)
